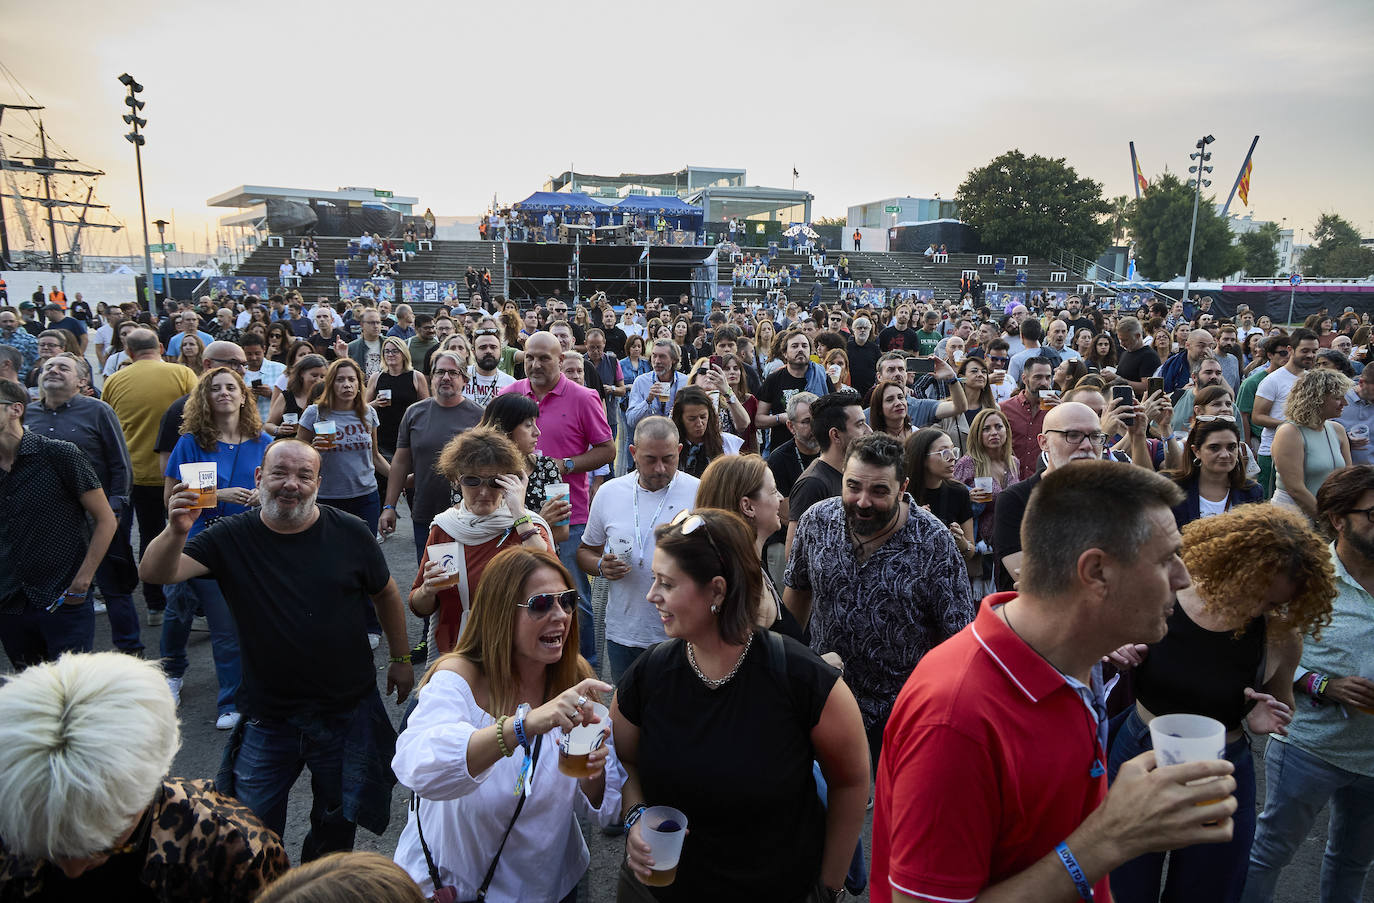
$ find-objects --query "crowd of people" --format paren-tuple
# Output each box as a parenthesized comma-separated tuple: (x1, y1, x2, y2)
(0, 283, 1372, 903)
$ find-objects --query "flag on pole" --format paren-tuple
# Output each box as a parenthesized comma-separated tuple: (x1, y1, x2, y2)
(1237, 157, 1252, 206)
(1134, 155, 1148, 195)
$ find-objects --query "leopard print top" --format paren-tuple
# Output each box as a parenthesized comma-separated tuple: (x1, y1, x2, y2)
(0, 777, 291, 902)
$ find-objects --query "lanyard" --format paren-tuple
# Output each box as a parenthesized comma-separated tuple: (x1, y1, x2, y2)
(632, 475, 676, 568)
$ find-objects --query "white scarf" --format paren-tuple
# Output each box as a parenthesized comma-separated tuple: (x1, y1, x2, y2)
(431, 501, 552, 546)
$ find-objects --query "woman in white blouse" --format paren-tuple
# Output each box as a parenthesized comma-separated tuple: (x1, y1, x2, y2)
(392, 548, 621, 903)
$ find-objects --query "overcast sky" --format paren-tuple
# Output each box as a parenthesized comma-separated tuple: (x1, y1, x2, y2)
(2, 0, 1371, 259)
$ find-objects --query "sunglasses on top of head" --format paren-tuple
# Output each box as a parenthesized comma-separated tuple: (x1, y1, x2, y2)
(517, 588, 578, 617)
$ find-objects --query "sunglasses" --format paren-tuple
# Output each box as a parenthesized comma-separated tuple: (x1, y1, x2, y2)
(1194, 414, 1237, 423)
(517, 588, 578, 617)
(474, 328, 501, 338)
(669, 508, 725, 568)
(458, 474, 503, 488)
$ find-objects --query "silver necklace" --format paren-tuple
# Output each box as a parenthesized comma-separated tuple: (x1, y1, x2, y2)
(686, 632, 754, 690)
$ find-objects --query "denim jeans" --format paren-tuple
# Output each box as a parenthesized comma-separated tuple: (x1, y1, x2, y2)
(231, 711, 359, 862)
(606, 640, 645, 686)
(557, 522, 596, 668)
(130, 483, 168, 610)
(160, 577, 241, 716)
(1107, 708, 1256, 903)
(91, 503, 143, 653)
(1242, 738, 1374, 903)
(320, 493, 384, 635)
(0, 596, 94, 669)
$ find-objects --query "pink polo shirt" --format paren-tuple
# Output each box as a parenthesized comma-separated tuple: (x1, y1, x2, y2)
(500, 374, 612, 525)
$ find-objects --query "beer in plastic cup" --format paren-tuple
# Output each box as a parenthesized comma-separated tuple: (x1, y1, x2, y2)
(377, 388, 392, 403)
(654, 381, 671, 403)
(606, 535, 634, 562)
(1038, 389, 1060, 411)
(972, 476, 996, 504)
(547, 483, 571, 527)
(1149, 713, 1228, 805)
(558, 702, 609, 778)
(179, 462, 218, 509)
(282, 413, 299, 426)
(314, 419, 337, 450)
(427, 542, 463, 589)
(640, 806, 688, 887)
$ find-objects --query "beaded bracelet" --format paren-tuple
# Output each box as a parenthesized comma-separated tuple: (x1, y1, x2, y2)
(495, 715, 512, 757)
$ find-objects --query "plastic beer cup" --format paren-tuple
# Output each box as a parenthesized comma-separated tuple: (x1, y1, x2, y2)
(972, 476, 996, 504)
(1038, 389, 1060, 411)
(179, 462, 218, 509)
(314, 419, 336, 450)
(558, 702, 609, 778)
(546, 483, 571, 527)
(1149, 713, 1228, 806)
(426, 542, 463, 589)
(606, 535, 633, 562)
(640, 806, 688, 887)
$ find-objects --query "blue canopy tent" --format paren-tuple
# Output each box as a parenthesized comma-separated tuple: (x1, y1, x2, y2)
(609, 195, 703, 233)
(512, 191, 610, 225)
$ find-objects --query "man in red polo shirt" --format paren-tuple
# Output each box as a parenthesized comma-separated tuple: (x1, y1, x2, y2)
(874, 460, 1239, 903)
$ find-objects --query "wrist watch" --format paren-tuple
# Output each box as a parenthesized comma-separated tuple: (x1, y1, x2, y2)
(562, 457, 575, 474)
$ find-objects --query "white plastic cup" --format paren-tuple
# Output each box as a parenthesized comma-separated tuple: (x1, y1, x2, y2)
(314, 419, 337, 449)
(427, 542, 462, 589)
(1149, 713, 1225, 767)
(378, 388, 392, 402)
(1351, 424, 1369, 441)
(640, 805, 688, 886)
(282, 413, 299, 426)
(558, 702, 610, 778)
(606, 535, 634, 561)
(972, 476, 996, 503)
(179, 462, 218, 509)
(546, 483, 571, 527)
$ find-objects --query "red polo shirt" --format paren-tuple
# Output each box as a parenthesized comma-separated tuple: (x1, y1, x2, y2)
(999, 393, 1047, 482)
(872, 593, 1111, 903)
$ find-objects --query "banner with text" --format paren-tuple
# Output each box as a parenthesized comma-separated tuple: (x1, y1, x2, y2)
(338, 278, 395, 304)
(209, 276, 271, 298)
(399, 280, 463, 305)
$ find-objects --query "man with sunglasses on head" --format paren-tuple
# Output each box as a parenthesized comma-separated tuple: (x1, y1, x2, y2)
(577, 416, 698, 685)
(140, 439, 413, 863)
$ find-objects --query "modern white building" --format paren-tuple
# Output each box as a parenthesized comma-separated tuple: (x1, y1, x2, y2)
(1227, 212, 1297, 275)
(847, 196, 959, 230)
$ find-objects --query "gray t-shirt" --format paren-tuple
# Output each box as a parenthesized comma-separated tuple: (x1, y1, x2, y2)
(396, 397, 483, 528)
(299, 404, 380, 499)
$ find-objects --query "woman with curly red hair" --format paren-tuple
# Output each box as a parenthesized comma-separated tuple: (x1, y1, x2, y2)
(1104, 504, 1337, 903)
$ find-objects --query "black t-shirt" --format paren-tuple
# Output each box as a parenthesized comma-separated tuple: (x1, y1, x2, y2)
(788, 458, 843, 524)
(184, 506, 390, 717)
(992, 473, 1039, 592)
(845, 338, 882, 399)
(617, 635, 838, 902)
(1116, 345, 1162, 385)
(603, 326, 628, 357)
(917, 480, 973, 529)
(878, 326, 920, 353)
(766, 439, 817, 546)
(1065, 316, 1096, 336)
(759, 369, 830, 449)
(154, 395, 190, 455)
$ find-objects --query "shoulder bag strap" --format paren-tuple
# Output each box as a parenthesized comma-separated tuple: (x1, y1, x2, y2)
(476, 733, 542, 901)
(411, 793, 446, 896)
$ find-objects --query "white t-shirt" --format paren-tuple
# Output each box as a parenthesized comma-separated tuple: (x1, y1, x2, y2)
(94, 323, 115, 350)
(1256, 366, 1300, 456)
(464, 368, 515, 408)
(1198, 494, 1228, 519)
(245, 361, 286, 421)
(583, 471, 700, 649)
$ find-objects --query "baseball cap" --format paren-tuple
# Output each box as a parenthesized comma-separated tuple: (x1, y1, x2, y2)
(19, 301, 36, 311)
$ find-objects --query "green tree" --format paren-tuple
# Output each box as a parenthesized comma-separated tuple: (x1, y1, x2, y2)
(1108, 195, 1132, 246)
(1127, 172, 1243, 280)
(814, 216, 846, 227)
(954, 150, 1111, 261)
(1236, 222, 1280, 277)
(1300, 213, 1374, 277)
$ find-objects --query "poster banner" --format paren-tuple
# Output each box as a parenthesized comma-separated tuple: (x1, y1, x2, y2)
(988, 289, 1028, 312)
(850, 287, 886, 307)
(715, 285, 733, 306)
(889, 287, 935, 304)
(209, 276, 270, 298)
(400, 280, 467, 306)
(338, 278, 395, 304)
(1041, 290, 1069, 308)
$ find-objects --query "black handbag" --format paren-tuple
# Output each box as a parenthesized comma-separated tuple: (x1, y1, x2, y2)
(415, 734, 542, 903)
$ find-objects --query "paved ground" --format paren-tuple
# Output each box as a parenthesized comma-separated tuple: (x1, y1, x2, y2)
(32, 501, 1342, 902)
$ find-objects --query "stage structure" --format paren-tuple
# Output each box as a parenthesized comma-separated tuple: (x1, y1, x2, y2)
(503, 241, 717, 311)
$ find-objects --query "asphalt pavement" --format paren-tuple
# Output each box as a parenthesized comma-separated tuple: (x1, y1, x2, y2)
(32, 502, 1342, 902)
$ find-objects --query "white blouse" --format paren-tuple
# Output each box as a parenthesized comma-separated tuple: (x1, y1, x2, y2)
(392, 670, 624, 902)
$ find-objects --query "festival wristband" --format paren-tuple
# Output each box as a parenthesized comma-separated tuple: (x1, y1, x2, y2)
(383, 504, 396, 511)
(1055, 842, 1093, 901)
(389, 655, 410, 665)
(623, 804, 648, 832)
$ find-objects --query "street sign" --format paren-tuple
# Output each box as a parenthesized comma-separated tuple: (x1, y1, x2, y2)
(149, 243, 175, 253)
(374, 189, 393, 198)
(884, 205, 901, 213)
(1289, 273, 1302, 286)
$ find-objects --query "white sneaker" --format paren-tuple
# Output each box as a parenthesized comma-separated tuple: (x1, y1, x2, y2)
(93, 600, 107, 613)
(147, 610, 164, 626)
(190, 615, 210, 632)
(216, 712, 241, 731)
(368, 633, 381, 651)
(166, 677, 183, 706)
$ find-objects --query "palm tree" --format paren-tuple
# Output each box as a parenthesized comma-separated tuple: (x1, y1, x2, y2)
(1108, 196, 1132, 246)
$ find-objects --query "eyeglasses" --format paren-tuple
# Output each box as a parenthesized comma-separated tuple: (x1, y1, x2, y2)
(669, 508, 725, 569)
(1195, 414, 1236, 423)
(989, 356, 1010, 364)
(1044, 428, 1108, 448)
(926, 448, 958, 461)
(206, 358, 247, 371)
(433, 368, 464, 379)
(458, 474, 503, 489)
(383, 348, 401, 355)
(516, 588, 578, 617)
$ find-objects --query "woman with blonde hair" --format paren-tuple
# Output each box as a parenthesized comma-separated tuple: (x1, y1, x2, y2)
(393, 548, 619, 902)
(366, 335, 429, 463)
(411, 427, 554, 656)
(1272, 368, 1353, 518)
(1106, 504, 1336, 903)
(255, 852, 424, 903)
(174, 332, 205, 372)
(952, 407, 1019, 596)
(162, 366, 272, 728)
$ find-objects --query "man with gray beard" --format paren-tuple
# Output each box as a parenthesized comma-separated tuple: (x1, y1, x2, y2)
(140, 439, 413, 862)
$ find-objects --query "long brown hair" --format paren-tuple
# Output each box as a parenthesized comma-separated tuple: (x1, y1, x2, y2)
(869, 379, 911, 436)
(181, 367, 263, 451)
(695, 453, 768, 525)
(314, 357, 369, 422)
(421, 549, 595, 716)
(966, 407, 1015, 477)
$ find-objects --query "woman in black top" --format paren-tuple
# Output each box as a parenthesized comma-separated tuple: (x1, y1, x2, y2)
(612, 508, 869, 902)
(672, 387, 730, 479)
(693, 454, 800, 641)
(903, 428, 976, 565)
(265, 354, 327, 438)
(1104, 505, 1335, 903)
(366, 336, 429, 458)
